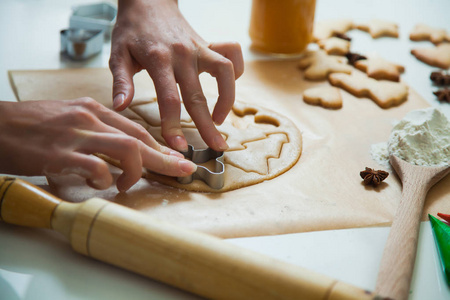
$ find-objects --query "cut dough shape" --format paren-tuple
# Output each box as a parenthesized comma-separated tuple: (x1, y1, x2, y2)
(225, 133, 288, 175)
(329, 72, 408, 108)
(411, 43, 450, 69)
(126, 99, 302, 192)
(298, 50, 352, 81)
(356, 19, 399, 38)
(303, 86, 342, 109)
(354, 54, 405, 82)
(409, 23, 449, 45)
(313, 19, 354, 41)
(317, 37, 351, 56)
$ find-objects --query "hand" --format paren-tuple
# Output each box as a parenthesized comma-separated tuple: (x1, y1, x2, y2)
(109, 0, 244, 152)
(0, 98, 197, 192)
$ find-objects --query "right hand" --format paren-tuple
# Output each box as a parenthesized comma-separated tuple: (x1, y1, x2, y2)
(109, 0, 244, 152)
(0, 98, 197, 192)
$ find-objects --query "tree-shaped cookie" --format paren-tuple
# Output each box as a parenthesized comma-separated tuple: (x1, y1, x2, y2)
(329, 72, 408, 108)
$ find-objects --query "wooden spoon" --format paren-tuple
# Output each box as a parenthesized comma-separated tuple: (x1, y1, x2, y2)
(375, 155, 450, 300)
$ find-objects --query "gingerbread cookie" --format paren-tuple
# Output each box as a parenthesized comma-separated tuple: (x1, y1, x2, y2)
(410, 23, 448, 45)
(356, 19, 399, 38)
(120, 98, 302, 193)
(303, 86, 342, 109)
(317, 37, 351, 56)
(411, 43, 450, 69)
(328, 72, 408, 108)
(354, 54, 405, 82)
(298, 50, 352, 80)
(313, 19, 354, 41)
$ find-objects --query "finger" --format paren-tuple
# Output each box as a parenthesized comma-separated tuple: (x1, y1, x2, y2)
(140, 146, 197, 177)
(176, 66, 228, 151)
(198, 47, 236, 125)
(109, 47, 136, 111)
(94, 104, 163, 150)
(74, 98, 184, 158)
(145, 56, 188, 152)
(208, 42, 244, 79)
(76, 131, 145, 192)
(43, 152, 113, 190)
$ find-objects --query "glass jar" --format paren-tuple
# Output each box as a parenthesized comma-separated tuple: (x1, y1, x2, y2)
(249, 0, 316, 56)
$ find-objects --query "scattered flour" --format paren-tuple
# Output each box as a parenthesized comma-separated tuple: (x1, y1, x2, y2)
(371, 142, 390, 166)
(371, 107, 450, 167)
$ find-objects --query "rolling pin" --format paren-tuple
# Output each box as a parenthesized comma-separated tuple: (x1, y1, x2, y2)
(0, 177, 380, 300)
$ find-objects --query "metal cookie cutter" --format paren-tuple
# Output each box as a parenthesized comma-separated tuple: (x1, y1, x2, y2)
(60, 28, 104, 60)
(177, 145, 225, 189)
(70, 2, 117, 39)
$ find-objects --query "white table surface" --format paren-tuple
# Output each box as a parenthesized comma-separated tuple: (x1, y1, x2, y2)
(1, 0, 449, 299)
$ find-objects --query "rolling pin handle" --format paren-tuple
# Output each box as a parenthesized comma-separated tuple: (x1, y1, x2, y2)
(0, 176, 61, 228)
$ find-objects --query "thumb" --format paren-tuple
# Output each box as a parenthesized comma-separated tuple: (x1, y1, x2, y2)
(109, 50, 136, 111)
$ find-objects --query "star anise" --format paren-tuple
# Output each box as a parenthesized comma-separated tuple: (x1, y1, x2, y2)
(430, 71, 450, 86)
(360, 167, 389, 186)
(345, 52, 367, 66)
(333, 32, 352, 41)
(434, 88, 450, 103)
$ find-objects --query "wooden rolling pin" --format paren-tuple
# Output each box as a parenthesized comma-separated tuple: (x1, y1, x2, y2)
(0, 176, 379, 300)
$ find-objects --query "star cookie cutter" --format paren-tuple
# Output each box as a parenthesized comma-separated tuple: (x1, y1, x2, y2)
(177, 145, 225, 189)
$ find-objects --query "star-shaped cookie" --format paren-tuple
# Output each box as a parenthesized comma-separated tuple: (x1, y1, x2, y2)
(410, 23, 448, 45)
(356, 19, 399, 38)
(313, 19, 354, 41)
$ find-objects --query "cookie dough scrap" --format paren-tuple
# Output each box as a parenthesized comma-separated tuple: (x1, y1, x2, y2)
(354, 54, 405, 82)
(410, 23, 449, 45)
(317, 37, 351, 56)
(329, 72, 408, 108)
(356, 19, 399, 38)
(313, 19, 354, 41)
(303, 86, 342, 109)
(126, 99, 302, 193)
(411, 43, 450, 69)
(298, 50, 352, 80)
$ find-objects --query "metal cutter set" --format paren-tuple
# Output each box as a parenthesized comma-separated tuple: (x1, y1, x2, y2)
(60, 2, 117, 60)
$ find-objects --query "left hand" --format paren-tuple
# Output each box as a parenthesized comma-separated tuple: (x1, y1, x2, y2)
(109, 0, 244, 152)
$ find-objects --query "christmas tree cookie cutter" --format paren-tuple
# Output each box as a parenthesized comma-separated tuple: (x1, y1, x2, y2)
(177, 145, 225, 189)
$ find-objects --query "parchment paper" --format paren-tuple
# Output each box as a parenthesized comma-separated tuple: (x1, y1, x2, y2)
(9, 60, 450, 238)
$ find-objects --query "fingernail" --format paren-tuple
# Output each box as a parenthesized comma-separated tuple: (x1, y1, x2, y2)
(214, 135, 228, 151)
(179, 160, 197, 174)
(173, 135, 188, 152)
(113, 93, 125, 109)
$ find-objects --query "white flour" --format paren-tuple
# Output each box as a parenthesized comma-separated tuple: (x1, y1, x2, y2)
(371, 107, 450, 167)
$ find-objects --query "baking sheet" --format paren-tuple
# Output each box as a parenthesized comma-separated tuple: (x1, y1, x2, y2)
(9, 61, 450, 238)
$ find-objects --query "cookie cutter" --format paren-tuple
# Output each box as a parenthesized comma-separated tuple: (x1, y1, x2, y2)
(177, 145, 225, 189)
(69, 2, 117, 39)
(60, 28, 104, 60)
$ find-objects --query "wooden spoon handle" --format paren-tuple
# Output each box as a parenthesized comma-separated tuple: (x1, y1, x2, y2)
(0, 177, 61, 228)
(375, 180, 428, 300)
